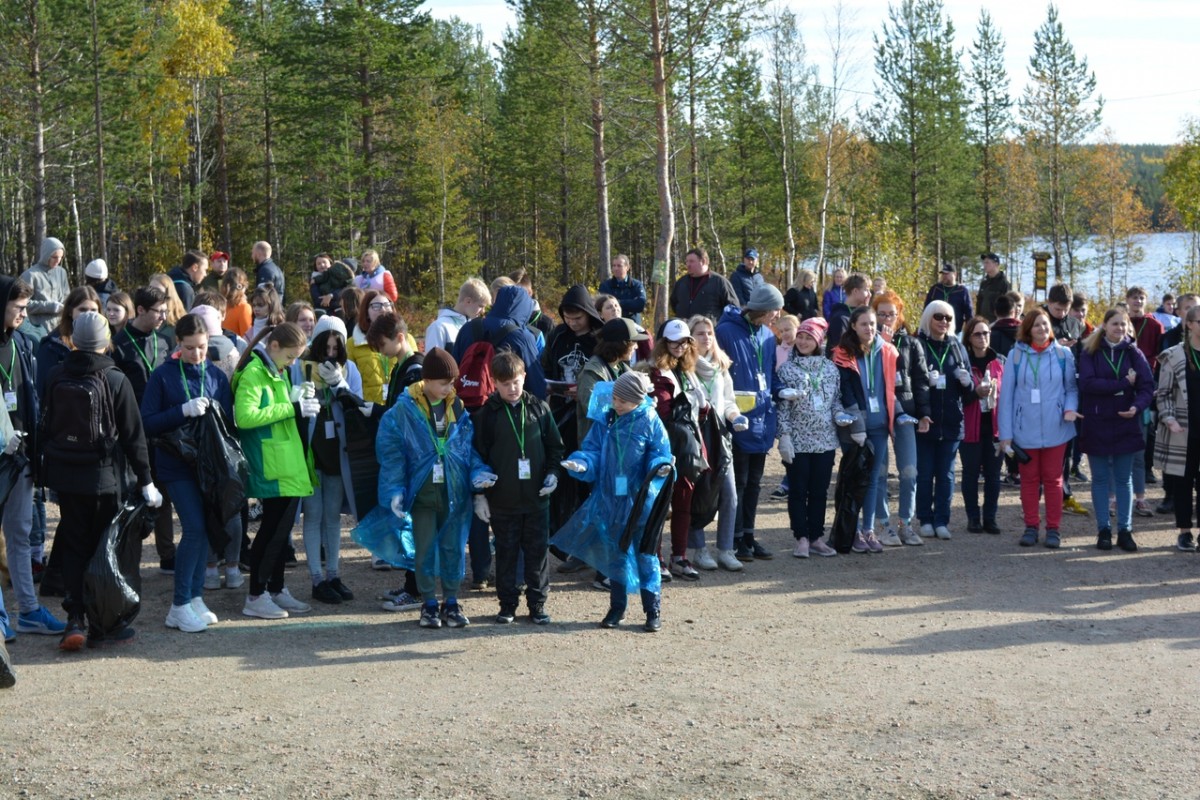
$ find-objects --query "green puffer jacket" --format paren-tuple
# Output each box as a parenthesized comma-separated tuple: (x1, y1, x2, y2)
(233, 348, 315, 499)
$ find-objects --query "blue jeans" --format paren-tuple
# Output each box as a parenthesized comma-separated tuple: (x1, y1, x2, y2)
(166, 480, 208, 607)
(916, 436, 960, 528)
(1, 466, 36, 614)
(876, 422, 917, 525)
(302, 471, 345, 582)
(1089, 452, 1134, 531)
(785, 450, 836, 541)
(854, 429, 890, 532)
(959, 439, 1002, 524)
(1131, 416, 1147, 495)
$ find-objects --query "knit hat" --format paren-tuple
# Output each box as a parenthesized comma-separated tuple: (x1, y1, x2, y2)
(312, 314, 347, 342)
(190, 305, 223, 337)
(423, 346, 459, 382)
(796, 317, 828, 349)
(72, 311, 110, 352)
(612, 370, 651, 405)
(745, 283, 784, 312)
(84, 259, 108, 280)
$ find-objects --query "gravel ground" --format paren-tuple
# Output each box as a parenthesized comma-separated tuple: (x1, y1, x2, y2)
(3, 461, 1199, 799)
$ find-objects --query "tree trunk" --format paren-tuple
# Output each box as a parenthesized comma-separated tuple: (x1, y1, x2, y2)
(215, 84, 232, 252)
(360, 50, 375, 246)
(648, 0, 672, 331)
(29, 0, 47, 244)
(259, 0, 276, 245)
(89, 0, 108, 260)
(686, 3, 700, 244)
(192, 80, 203, 247)
(560, 111, 570, 285)
(586, 2, 611, 282)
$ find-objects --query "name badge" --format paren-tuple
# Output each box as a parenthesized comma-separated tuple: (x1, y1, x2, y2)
(868, 396, 881, 414)
(895, 371, 903, 386)
(935, 374, 946, 390)
(517, 458, 532, 480)
(432, 461, 445, 484)
(4, 391, 16, 412)
(615, 476, 628, 497)
(381, 385, 389, 403)
(1030, 388, 1041, 405)
(812, 393, 825, 411)
(324, 420, 336, 439)
(757, 372, 767, 392)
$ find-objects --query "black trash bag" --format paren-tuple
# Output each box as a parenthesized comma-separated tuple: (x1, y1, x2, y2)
(830, 441, 875, 554)
(656, 370, 708, 482)
(618, 466, 676, 556)
(84, 501, 153, 636)
(690, 407, 730, 529)
(336, 389, 381, 523)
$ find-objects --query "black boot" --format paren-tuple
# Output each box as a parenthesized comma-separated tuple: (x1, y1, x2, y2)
(1117, 529, 1138, 552)
(1096, 528, 1113, 551)
(641, 589, 661, 632)
(600, 607, 623, 628)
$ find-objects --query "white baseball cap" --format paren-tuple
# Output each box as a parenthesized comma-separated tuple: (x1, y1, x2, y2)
(661, 319, 692, 342)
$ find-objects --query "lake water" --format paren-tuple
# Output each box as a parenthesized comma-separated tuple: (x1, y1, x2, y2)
(1004, 232, 1200, 300)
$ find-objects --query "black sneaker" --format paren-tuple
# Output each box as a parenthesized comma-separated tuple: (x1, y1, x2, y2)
(734, 541, 755, 562)
(750, 541, 774, 560)
(1097, 528, 1113, 551)
(769, 487, 788, 500)
(419, 602, 441, 628)
(1117, 529, 1138, 552)
(983, 520, 1001, 535)
(599, 609, 623, 629)
(159, 557, 175, 575)
(1177, 532, 1196, 552)
(441, 602, 470, 628)
(967, 520, 984, 533)
(1070, 467, 1089, 482)
(311, 581, 342, 604)
(495, 609, 516, 625)
(643, 614, 662, 633)
(529, 607, 551, 625)
(1157, 499, 1175, 515)
(328, 578, 354, 601)
(59, 620, 86, 652)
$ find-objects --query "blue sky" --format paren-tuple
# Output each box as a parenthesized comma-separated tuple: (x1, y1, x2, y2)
(424, 0, 1200, 145)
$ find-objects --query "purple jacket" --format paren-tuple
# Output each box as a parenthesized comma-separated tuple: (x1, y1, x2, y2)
(1076, 337, 1154, 457)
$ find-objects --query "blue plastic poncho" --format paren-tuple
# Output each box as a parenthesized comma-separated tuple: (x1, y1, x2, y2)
(351, 383, 489, 575)
(550, 382, 673, 594)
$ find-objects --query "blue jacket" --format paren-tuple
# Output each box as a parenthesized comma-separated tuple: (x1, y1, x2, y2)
(453, 285, 546, 399)
(822, 285, 846, 319)
(597, 276, 646, 323)
(997, 342, 1078, 449)
(924, 283, 974, 333)
(141, 356, 236, 483)
(730, 265, 764, 307)
(715, 304, 777, 453)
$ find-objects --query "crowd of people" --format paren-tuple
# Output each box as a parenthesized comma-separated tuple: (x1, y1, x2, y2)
(0, 241, 1195, 691)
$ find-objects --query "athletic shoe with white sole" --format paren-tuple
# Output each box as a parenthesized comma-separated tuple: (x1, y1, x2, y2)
(243, 594, 288, 620)
(691, 547, 718, 571)
(165, 603, 208, 633)
(877, 526, 903, 547)
(271, 588, 311, 614)
(715, 550, 744, 571)
(190, 597, 218, 625)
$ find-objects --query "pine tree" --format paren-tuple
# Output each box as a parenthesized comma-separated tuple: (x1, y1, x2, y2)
(968, 10, 1011, 252)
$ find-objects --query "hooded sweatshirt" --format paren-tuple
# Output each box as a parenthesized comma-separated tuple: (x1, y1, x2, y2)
(452, 285, 546, 399)
(542, 285, 603, 387)
(19, 237, 69, 338)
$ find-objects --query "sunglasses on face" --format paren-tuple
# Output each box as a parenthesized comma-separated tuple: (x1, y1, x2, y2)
(932, 313, 952, 323)
(971, 331, 990, 338)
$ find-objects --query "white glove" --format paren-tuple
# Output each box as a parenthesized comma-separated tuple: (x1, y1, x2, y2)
(850, 432, 866, 447)
(731, 415, 749, 432)
(538, 474, 558, 497)
(3, 432, 23, 455)
(778, 433, 795, 464)
(472, 471, 499, 490)
(473, 494, 491, 522)
(299, 396, 321, 418)
(561, 460, 586, 473)
(301, 381, 317, 400)
(835, 412, 855, 427)
(896, 414, 917, 426)
(182, 397, 210, 418)
(955, 367, 972, 387)
(317, 361, 345, 388)
(390, 494, 408, 522)
(778, 388, 799, 401)
(289, 385, 304, 403)
(358, 402, 374, 417)
(656, 464, 672, 477)
(142, 483, 163, 509)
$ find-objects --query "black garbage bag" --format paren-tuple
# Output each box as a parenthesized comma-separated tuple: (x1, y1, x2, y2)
(831, 441, 875, 554)
(618, 466, 676, 556)
(690, 407, 730, 529)
(84, 501, 153, 635)
(336, 389, 381, 523)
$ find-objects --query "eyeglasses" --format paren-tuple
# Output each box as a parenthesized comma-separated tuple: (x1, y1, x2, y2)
(971, 331, 991, 338)
(932, 313, 952, 323)
(876, 311, 897, 319)
(368, 302, 393, 311)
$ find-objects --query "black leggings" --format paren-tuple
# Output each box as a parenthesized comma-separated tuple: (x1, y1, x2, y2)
(1172, 440, 1200, 530)
(248, 497, 300, 596)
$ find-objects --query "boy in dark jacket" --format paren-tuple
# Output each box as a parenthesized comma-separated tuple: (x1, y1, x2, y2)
(472, 352, 564, 624)
(42, 312, 160, 650)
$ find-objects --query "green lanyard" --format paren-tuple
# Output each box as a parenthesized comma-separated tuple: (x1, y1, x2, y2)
(1100, 346, 1125, 378)
(378, 353, 391, 381)
(925, 339, 949, 373)
(126, 328, 158, 374)
(504, 399, 526, 458)
(742, 316, 764, 374)
(426, 401, 447, 457)
(0, 346, 15, 388)
(1026, 348, 1044, 386)
(179, 359, 206, 401)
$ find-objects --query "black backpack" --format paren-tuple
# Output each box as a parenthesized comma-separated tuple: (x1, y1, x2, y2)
(40, 367, 118, 464)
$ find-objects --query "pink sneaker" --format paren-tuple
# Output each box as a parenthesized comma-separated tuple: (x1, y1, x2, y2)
(809, 539, 838, 557)
(851, 531, 870, 553)
(864, 530, 885, 553)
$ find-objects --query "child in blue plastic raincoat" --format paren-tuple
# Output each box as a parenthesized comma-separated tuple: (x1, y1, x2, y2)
(351, 348, 495, 629)
(551, 371, 674, 632)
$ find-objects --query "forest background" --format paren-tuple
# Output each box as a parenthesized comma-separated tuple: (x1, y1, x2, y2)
(2, 0, 1200, 330)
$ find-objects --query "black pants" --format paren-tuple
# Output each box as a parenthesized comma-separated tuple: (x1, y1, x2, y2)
(1172, 440, 1200, 530)
(491, 508, 550, 611)
(58, 492, 121, 621)
(732, 446, 767, 541)
(960, 439, 1003, 524)
(248, 497, 300, 596)
(784, 450, 835, 541)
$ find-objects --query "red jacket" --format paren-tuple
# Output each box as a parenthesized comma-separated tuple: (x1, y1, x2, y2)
(1130, 314, 1163, 372)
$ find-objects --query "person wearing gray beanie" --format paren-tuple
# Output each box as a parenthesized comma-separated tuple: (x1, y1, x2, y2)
(71, 311, 111, 353)
(612, 370, 651, 406)
(745, 283, 784, 312)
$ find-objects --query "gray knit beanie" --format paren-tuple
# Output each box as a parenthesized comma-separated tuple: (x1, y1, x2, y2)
(72, 311, 110, 352)
(612, 371, 651, 405)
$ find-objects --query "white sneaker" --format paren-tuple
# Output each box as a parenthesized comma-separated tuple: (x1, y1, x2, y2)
(190, 597, 218, 625)
(792, 539, 810, 558)
(715, 549, 744, 571)
(919, 523, 934, 539)
(878, 526, 903, 547)
(165, 603, 208, 633)
(900, 523, 924, 546)
(271, 587, 311, 614)
(691, 547, 718, 570)
(203, 571, 221, 590)
(935, 525, 952, 540)
(243, 594, 288, 620)
(224, 569, 245, 589)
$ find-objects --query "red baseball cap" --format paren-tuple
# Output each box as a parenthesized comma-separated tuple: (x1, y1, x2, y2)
(209, 250, 229, 262)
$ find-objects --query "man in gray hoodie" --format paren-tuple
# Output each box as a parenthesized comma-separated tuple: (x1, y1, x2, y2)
(19, 237, 69, 342)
